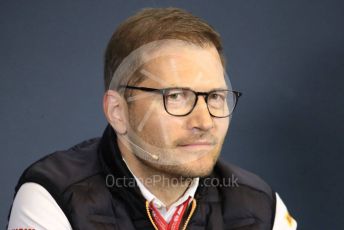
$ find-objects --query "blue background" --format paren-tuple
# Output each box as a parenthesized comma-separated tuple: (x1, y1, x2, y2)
(1, 0, 343, 229)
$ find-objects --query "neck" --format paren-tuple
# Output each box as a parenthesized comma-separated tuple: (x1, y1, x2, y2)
(118, 138, 192, 208)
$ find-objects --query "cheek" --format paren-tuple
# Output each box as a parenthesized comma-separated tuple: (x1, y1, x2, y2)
(128, 98, 161, 129)
(214, 118, 230, 138)
(129, 100, 181, 143)
(147, 112, 184, 142)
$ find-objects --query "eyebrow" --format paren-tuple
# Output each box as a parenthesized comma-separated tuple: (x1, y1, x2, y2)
(120, 85, 229, 93)
(165, 84, 228, 91)
(182, 87, 229, 92)
(208, 87, 229, 91)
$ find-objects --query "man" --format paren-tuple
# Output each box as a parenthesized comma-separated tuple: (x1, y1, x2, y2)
(8, 7, 297, 230)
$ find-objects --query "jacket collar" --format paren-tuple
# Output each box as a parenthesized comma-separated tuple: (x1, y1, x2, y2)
(98, 125, 147, 216)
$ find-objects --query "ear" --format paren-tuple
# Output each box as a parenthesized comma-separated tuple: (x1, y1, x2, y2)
(103, 90, 128, 135)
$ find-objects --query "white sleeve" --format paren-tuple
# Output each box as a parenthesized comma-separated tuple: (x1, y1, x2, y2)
(272, 193, 297, 230)
(8, 182, 72, 230)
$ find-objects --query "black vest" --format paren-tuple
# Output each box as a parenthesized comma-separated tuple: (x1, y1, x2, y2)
(10, 125, 276, 230)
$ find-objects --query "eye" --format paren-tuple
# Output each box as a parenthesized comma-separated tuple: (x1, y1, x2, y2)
(168, 93, 182, 100)
(209, 93, 225, 101)
(166, 90, 186, 101)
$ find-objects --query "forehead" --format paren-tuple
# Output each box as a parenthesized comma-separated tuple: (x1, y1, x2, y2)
(138, 43, 226, 90)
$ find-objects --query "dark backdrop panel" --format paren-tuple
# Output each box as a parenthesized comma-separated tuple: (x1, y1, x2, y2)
(1, 0, 343, 229)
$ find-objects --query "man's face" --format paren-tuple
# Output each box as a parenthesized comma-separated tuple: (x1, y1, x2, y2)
(126, 43, 230, 178)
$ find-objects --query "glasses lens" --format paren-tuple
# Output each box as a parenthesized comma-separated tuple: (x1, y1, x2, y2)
(164, 89, 196, 115)
(164, 89, 238, 117)
(208, 90, 236, 117)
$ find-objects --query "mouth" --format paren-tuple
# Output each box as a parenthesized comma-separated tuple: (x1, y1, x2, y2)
(177, 141, 215, 150)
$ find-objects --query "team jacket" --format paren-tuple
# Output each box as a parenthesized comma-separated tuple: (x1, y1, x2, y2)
(9, 125, 277, 229)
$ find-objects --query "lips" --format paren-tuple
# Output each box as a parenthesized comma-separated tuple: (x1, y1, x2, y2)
(179, 142, 213, 146)
(177, 139, 216, 148)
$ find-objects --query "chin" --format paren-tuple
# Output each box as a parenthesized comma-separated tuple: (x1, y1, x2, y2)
(138, 145, 221, 178)
(164, 153, 218, 178)
(184, 158, 217, 177)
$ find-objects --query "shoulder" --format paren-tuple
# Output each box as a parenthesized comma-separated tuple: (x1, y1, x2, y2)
(210, 160, 277, 228)
(8, 182, 72, 230)
(214, 160, 274, 199)
(272, 193, 298, 230)
(15, 137, 102, 199)
(214, 161, 298, 229)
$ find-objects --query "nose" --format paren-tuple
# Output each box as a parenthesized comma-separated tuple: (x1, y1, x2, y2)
(186, 96, 214, 131)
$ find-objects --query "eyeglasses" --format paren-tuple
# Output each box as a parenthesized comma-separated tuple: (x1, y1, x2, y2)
(119, 85, 242, 118)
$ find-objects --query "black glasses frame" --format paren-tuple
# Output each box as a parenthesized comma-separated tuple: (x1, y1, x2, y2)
(119, 85, 242, 118)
